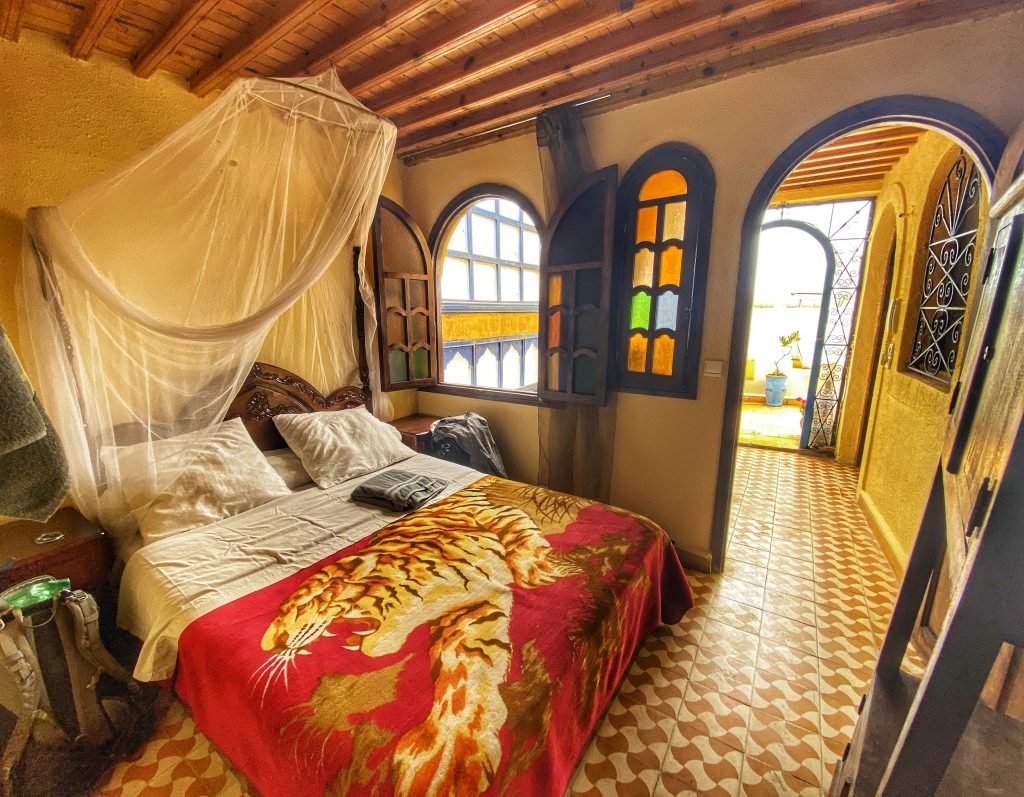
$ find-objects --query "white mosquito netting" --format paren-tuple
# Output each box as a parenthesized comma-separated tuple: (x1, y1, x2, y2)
(17, 71, 396, 543)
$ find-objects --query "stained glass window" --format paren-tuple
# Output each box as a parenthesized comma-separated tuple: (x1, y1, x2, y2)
(907, 151, 982, 383)
(616, 144, 716, 399)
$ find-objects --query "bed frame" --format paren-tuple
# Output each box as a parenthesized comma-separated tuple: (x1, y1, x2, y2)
(225, 362, 369, 451)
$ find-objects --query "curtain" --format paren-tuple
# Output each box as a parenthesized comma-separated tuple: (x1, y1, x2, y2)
(535, 104, 617, 501)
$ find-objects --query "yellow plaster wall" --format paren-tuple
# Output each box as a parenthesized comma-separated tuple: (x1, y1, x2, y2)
(441, 312, 538, 342)
(400, 11, 1024, 558)
(857, 134, 987, 568)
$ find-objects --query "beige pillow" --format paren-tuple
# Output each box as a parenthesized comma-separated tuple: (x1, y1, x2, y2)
(263, 448, 313, 490)
(105, 418, 291, 546)
(273, 407, 413, 488)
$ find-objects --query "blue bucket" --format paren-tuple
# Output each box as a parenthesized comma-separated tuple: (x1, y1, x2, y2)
(765, 374, 787, 407)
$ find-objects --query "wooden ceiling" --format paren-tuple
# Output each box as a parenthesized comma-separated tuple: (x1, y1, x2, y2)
(772, 123, 928, 204)
(1, 0, 1018, 160)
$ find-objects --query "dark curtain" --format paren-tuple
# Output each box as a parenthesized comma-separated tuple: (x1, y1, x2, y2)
(535, 104, 616, 501)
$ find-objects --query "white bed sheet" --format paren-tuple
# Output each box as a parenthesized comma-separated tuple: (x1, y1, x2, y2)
(118, 454, 481, 682)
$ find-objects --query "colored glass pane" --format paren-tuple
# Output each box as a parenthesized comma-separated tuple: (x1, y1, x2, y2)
(548, 273, 563, 307)
(627, 333, 647, 373)
(639, 170, 687, 201)
(547, 310, 562, 348)
(389, 350, 408, 383)
(573, 355, 597, 395)
(664, 202, 686, 241)
(547, 352, 561, 391)
(660, 246, 683, 287)
(635, 206, 658, 244)
(630, 291, 651, 330)
(656, 293, 678, 331)
(411, 348, 430, 379)
(652, 334, 674, 376)
(633, 249, 654, 287)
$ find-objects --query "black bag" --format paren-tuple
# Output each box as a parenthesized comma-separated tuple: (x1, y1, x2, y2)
(430, 412, 507, 477)
(0, 579, 158, 797)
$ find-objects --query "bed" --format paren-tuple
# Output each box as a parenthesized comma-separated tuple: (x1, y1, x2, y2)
(115, 362, 693, 797)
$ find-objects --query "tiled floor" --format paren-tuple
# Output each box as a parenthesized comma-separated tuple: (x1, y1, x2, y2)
(94, 447, 919, 797)
(738, 403, 803, 449)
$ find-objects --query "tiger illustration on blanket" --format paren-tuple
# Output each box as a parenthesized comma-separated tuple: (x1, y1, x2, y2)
(257, 476, 643, 796)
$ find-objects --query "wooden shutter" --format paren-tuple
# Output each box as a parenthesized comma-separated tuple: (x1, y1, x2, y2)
(370, 197, 438, 391)
(538, 166, 617, 405)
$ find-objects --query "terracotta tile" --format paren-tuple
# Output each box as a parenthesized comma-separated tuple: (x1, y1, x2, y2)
(761, 589, 816, 627)
(745, 707, 823, 787)
(716, 576, 766, 609)
(659, 729, 744, 797)
(616, 660, 689, 719)
(740, 754, 823, 796)
(767, 554, 816, 582)
(724, 558, 769, 586)
(709, 594, 764, 636)
(764, 570, 815, 600)
(691, 654, 756, 705)
(756, 639, 820, 687)
(729, 542, 771, 569)
(750, 670, 820, 733)
(678, 680, 752, 753)
(759, 610, 818, 657)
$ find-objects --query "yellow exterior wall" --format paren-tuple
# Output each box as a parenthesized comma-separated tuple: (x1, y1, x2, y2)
(401, 11, 1024, 558)
(857, 134, 987, 568)
(441, 312, 538, 342)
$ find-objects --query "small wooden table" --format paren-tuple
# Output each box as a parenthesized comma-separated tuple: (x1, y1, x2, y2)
(390, 414, 442, 454)
(0, 508, 112, 597)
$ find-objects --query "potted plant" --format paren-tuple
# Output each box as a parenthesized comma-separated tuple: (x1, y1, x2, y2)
(765, 331, 800, 407)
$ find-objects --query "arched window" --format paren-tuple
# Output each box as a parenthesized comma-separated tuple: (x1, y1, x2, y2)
(616, 143, 716, 398)
(430, 186, 543, 395)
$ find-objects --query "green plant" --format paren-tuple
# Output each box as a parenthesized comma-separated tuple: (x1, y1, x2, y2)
(769, 331, 801, 376)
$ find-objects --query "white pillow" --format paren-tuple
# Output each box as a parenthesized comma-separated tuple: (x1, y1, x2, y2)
(273, 407, 413, 488)
(263, 448, 313, 490)
(104, 418, 291, 546)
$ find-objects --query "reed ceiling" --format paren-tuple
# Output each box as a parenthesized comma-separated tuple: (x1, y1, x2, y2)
(0, 0, 1017, 161)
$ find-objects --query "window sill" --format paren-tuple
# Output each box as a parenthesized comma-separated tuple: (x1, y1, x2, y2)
(422, 383, 540, 406)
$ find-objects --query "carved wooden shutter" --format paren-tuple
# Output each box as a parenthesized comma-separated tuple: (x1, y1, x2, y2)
(370, 197, 438, 391)
(538, 166, 617, 405)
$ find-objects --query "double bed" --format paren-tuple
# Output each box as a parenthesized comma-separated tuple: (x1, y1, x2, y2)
(114, 363, 693, 796)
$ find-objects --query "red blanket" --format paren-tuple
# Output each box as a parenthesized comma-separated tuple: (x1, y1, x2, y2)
(175, 477, 692, 796)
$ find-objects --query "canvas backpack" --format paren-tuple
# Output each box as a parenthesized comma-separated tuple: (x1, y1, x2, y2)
(0, 578, 150, 797)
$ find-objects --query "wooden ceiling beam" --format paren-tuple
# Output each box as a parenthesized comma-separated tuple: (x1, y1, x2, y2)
(133, 0, 223, 78)
(0, 0, 27, 41)
(790, 155, 904, 178)
(189, 0, 338, 96)
(395, 0, 892, 142)
(70, 0, 125, 59)
(783, 170, 892, 189)
(344, 0, 545, 98)
(397, 0, 1015, 156)
(772, 182, 883, 205)
(802, 140, 918, 165)
(288, 0, 443, 79)
(368, 0, 666, 118)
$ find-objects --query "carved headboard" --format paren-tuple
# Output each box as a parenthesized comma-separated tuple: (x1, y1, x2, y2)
(226, 362, 370, 451)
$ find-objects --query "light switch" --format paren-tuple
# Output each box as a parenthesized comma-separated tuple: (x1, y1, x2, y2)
(703, 359, 724, 377)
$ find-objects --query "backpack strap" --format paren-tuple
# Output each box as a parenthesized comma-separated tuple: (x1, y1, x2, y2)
(0, 618, 43, 797)
(58, 591, 137, 691)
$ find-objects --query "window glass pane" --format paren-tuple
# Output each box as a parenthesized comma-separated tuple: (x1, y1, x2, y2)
(656, 292, 678, 331)
(547, 351, 562, 391)
(652, 334, 674, 376)
(502, 346, 522, 389)
(447, 215, 469, 252)
(499, 222, 520, 261)
(627, 333, 647, 373)
(471, 213, 497, 257)
(523, 269, 540, 302)
(498, 199, 521, 220)
(524, 341, 538, 385)
(410, 347, 430, 379)
(636, 206, 658, 244)
(444, 348, 473, 385)
(548, 273, 563, 307)
(441, 257, 470, 301)
(523, 229, 541, 265)
(500, 266, 521, 301)
(630, 291, 651, 330)
(663, 201, 686, 241)
(633, 249, 654, 287)
(472, 262, 497, 301)
(389, 350, 408, 383)
(547, 309, 563, 348)
(474, 199, 496, 213)
(660, 246, 683, 287)
(639, 170, 687, 201)
(476, 347, 499, 387)
(573, 354, 597, 395)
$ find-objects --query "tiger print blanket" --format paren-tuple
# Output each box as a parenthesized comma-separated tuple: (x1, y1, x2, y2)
(174, 476, 692, 797)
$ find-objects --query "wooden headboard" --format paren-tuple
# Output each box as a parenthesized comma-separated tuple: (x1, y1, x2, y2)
(225, 362, 370, 450)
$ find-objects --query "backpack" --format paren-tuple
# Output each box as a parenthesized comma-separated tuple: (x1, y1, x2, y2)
(0, 577, 155, 797)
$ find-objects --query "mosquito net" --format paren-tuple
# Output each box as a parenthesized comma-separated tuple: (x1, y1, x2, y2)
(17, 71, 396, 545)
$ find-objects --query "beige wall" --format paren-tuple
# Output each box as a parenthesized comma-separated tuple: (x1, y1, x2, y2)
(399, 11, 1024, 558)
(856, 134, 986, 568)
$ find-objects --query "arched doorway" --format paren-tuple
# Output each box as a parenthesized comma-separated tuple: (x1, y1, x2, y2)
(711, 96, 1006, 571)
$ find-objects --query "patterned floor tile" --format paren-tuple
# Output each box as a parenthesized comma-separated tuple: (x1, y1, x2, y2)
(710, 594, 764, 636)
(678, 680, 752, 753)
(740, 754, 823, 796)
(716, 576, 766, 609)
(724, 558, 769, 586)
(729, 542, 772, 569)
(750, 669, 820, 733)
(746, 707, 823, 788)
(658, 730, 744, 797)
(761, 589, 816, 628)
